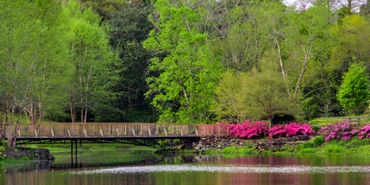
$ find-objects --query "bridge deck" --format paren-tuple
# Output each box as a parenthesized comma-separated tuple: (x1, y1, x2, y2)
(15, 123, 229, 140)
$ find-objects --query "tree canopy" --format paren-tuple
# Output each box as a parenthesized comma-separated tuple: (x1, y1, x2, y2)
(337, 63, 370, 115)
(1, 0, 370, 133)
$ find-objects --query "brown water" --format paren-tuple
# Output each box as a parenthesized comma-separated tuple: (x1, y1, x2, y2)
(2, 154, 370, 185)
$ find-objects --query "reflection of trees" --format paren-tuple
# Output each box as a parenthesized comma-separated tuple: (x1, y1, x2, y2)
(4, 155, 370, 185)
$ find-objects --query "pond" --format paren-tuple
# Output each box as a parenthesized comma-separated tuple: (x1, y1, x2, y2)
(1, 151, 370, 185)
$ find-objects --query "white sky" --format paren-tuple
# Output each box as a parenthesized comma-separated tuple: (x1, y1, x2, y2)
(282, 0, 367, 11)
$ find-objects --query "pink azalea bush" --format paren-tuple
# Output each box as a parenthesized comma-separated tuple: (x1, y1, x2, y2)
(269, 122, 315, 138)
(358, 124, 370, 139)
(228, 120, 269, 139)
(318, 120, 359, 141)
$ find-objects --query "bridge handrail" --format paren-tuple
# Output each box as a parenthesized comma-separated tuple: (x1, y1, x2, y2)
(16, 123, 229, 138)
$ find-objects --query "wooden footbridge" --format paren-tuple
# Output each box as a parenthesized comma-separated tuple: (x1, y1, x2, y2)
(10, 123, 229, 167)
(16, 123, 229, 139)
(14, 123, 228, 149)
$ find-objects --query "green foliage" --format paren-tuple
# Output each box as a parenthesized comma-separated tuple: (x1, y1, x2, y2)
(337, 63, 370, 115)
(300, 148, 315, 154)
(322, 144, 345, 154)
(210, 71, 249, 123)
(313, 136, 325, 147)
(221, 146, 255, 154)
(143, 0, 223, 123)
(108, 3, 154, 122)
(339, 137, 370, 149)
(60, 0, 119, 122)
(79, 0, 134, 20)
(302, 141, 315, 148)
(0, 146, 4, 160)
(213, 59, 300, 125)
(244, 59, 300, 126)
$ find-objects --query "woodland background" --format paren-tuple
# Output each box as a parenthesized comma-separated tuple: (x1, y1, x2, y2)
(1, 0, 370, 128)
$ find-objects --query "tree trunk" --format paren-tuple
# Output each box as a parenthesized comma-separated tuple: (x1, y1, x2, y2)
(70, 92, 76, 123)
(38, 101, 43, 124)
(7, 105, 17, 148)
(294, 40, 313, 95)
(0, 102, 5, 140)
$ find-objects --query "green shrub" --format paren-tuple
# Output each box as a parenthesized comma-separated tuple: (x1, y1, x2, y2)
(222, 146, 254, 154)
(313, 136, 325, 147)
(323, 144, 345, 154)
(300, 148, 315, 153)
(280, 144, 295, 152)
(0, 146, 4, 160)
(311, 125, 321, 133)
(302, 141, 314, 148)
(341, 138, 370, 148)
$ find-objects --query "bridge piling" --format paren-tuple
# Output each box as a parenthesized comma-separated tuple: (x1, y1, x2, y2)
(70, 139, 78, 167)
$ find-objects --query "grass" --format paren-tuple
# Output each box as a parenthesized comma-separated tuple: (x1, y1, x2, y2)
(321, 144, 345, 154)
(308, 115, 370, 126)
(221, 146, 255, 154)
(1, 143, 159, 168)
(300, 148, 315, 154)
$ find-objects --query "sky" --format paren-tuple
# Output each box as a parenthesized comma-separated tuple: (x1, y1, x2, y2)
(282, 0, 367, 11)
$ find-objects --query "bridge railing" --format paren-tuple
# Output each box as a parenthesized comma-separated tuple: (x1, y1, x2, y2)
(16, 123, 229, 138)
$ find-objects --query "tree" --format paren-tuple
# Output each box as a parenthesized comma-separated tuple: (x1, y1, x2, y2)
(78, 0, 146, 20)
(337, 63, 370, 115)
(210, 70, 249, 123)
(329, 15, 370, 71)
(108, 3, 155, 122)
(245, 59, 300, 128)
(0, 0, 67, 147)
(143, 0, 223, 123)
(212, 57, 300, 127)
(60, 0, 118, 123)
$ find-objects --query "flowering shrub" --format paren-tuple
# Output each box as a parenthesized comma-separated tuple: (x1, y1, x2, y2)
(358, 124, 370, 139)
(228, 120, 269, 139)
(318, 120, 359, 141)
(269, 122, 315, 138)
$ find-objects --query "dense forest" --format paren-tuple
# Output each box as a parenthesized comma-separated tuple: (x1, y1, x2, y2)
(1, 0, 370, 146)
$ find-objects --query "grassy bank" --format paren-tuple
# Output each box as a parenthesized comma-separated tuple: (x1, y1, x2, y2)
(0, 143, 158, 168)
(219, 137, 370, 157)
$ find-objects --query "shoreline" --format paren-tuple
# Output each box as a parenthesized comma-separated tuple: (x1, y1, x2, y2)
(2, 136, 370, 167)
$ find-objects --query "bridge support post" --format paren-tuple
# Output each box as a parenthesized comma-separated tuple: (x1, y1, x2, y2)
(70, 139, 78, 167)
(182, 138, 199, 149)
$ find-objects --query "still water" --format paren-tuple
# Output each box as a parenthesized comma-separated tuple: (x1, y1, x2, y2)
(2, 151, 370, 185)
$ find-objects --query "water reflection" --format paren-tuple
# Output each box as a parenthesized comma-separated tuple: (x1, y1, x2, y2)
(2, 154, 370, 185)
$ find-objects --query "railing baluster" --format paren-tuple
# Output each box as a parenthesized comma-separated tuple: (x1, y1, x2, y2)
(15, 122, 230, 140)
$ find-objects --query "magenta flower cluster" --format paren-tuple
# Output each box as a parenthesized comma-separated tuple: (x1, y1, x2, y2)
(318, 120, 359, 141)
(228, 120, 269, 139)
(269, 122, 315, 138)
(358, 124, 370, 139)
(228, 120, 315, 139)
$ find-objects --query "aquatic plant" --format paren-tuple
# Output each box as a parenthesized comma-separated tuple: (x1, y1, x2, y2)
(269, 122, 315, 138)
(318, 120, 359, 141)
(228, 120, 269, 139)
(358, 124, 370, 139)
